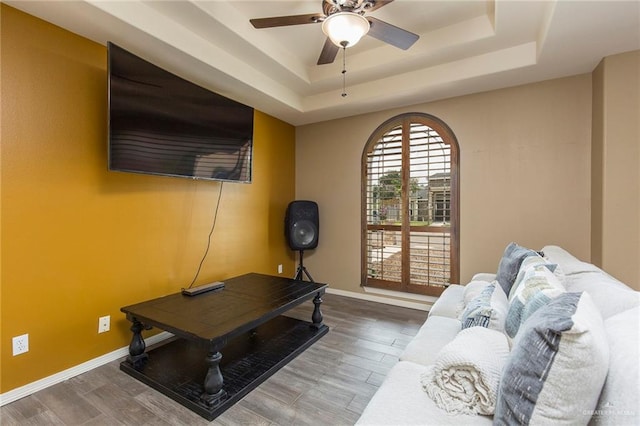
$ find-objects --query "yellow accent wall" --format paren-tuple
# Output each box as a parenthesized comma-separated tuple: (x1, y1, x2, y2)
(1, 4, 295, 393)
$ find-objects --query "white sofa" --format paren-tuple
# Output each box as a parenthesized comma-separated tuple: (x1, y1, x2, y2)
(357, 245, 640, 425)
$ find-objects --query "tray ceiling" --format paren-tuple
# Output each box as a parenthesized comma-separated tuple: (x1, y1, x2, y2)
(6, 0, 640, 125)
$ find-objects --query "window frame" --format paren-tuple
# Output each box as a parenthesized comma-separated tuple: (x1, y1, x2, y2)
(360, 113, 460, 296)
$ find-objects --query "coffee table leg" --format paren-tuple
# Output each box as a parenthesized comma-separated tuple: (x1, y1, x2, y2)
(127, 318, 150, 369)
(201, 348, 227, 407)
(312, 292, 324, 329)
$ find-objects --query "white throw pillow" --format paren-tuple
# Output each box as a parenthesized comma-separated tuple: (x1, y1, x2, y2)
(495, 292, 609, 425)
(508, 255, 558, 300)
(505, 258, 565, 338)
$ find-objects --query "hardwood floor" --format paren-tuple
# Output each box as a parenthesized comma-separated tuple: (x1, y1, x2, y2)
(0, 294, 428, 425)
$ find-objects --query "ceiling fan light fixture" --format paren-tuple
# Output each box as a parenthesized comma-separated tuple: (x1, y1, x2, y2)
(322, 12, 370, 48)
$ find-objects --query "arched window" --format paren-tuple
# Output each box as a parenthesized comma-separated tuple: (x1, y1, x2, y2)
(361, 113, 459, 296)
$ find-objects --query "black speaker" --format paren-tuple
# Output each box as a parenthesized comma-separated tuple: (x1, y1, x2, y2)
(285, 200, 319, 251)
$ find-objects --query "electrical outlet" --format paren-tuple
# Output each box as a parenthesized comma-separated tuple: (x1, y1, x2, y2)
(98, 315, 110, 333)
(278, 264, 283, 274)
(12, 334, 29, 356)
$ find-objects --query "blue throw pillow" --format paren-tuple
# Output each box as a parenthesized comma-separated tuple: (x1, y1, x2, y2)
(459, 282, 508, 331)
(495, 242, 540, 295)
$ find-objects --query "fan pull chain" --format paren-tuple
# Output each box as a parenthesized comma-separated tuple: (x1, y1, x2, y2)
(341, 45, 347, 97)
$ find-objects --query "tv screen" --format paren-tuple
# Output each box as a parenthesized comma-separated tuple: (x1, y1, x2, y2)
(107, 42, 254, 183)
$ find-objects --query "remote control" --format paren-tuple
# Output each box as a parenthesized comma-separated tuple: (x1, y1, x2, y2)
(181, 281, 225, 296)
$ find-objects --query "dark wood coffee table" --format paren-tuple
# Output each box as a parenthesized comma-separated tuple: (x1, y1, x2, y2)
(120, 273, 328, 420)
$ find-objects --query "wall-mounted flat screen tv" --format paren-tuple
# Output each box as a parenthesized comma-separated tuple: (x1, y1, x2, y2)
(108, 42, 254, 183)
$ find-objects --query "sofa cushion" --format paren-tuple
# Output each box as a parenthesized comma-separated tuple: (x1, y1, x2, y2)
(356, 361, 493, 426)
(428, 284, 465, 319)
(400, 316, 461, 366)
(542, 244, 640, 319)
(495, 292, 609, 425)
(505, 259, 565, 338)
(563, 272, 640, 319)
(459, 282, 508, 331)
(495, 242, 540, 295)
(542, 245, 602, 275)
(590, 306, 640, 426)
(471, 272, 497, 282)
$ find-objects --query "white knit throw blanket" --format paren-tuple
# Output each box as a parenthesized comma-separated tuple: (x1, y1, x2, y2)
(420, 327, 510, 416)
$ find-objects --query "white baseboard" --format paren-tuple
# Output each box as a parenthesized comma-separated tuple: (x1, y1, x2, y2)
(326, 287, 432, 311)
(0, 331, 173, 407)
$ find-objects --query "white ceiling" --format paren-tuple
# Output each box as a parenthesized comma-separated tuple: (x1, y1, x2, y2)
(7, 0, 640, 126)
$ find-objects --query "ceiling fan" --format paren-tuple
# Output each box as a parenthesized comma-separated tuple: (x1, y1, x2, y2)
(250, 0, 419, 65)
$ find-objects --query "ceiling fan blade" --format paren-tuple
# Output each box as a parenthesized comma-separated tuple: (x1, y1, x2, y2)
(250, 13, 325, 29)
(366, 0, 395, 12)
(367, 16, 419, 50)
(317, 38, 340, 65)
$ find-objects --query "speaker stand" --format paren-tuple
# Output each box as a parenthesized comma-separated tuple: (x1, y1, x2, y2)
(294, 250, 315, 282)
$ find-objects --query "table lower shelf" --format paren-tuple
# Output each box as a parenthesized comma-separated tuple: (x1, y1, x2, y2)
(120, 315, 328, 420)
